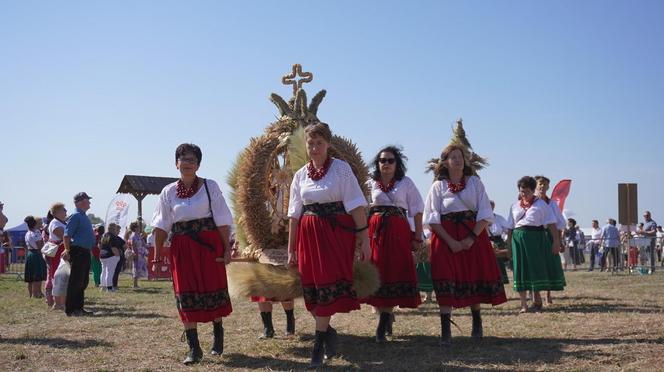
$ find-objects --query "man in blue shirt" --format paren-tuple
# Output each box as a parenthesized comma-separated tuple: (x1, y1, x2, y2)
(639, 211, 658, 274)
(63, 192, 95, 316)
(600, 219, 621, 272)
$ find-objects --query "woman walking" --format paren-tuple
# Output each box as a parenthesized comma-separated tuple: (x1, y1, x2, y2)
(423, 145, 506, 347)
(365, 145, 424, 342)
(152, 143, 233, 365)
(287, 123, 370, 368)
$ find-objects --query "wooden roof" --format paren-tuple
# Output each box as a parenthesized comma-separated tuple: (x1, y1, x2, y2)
(116, 175, 179, 196)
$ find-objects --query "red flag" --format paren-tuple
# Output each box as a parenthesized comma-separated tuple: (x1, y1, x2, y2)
(551, 179, 572, 212)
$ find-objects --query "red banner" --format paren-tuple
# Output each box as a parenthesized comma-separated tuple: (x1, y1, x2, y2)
(551, 179, 572, 213)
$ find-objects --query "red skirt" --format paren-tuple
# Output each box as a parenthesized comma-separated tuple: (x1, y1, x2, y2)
(170, 230, 232, 323)
(430, 219, 507, 308)
(45, 244, 65, 291)
(365, 215, 421, 308)
(297, 214, 360, 316)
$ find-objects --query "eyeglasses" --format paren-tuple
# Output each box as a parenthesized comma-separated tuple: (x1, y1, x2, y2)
(379, 158, 396, 164)
(178, 157, 198, 164)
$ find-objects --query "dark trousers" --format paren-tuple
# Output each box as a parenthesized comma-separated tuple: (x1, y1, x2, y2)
(112, 254, 125, 287)
(65, 246, 91, 314)
(600, 247, 620, 270)
(588, 243, 599, 271)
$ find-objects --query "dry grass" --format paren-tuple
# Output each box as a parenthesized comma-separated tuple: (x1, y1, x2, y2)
(1, 269, 663, 371)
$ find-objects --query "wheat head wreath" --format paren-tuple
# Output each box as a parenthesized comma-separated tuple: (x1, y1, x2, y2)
(228, 65, 369, 261)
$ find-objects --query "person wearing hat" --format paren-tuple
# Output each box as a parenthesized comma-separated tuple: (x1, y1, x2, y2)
(62, 192, 95, 316)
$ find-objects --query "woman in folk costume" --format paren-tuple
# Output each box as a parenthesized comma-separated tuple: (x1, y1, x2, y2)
(534, 175, 566, 307)
(506, 176, 565, 313)
(365, 145, 424, 342)
(152, 143, 233, 365)
(45, 203, 67, 308)
(287, 123, 370, 368)
(423, 135, 506, 347)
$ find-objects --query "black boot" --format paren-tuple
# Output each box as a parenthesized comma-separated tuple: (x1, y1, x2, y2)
(182, 329, 203, 365)
(471, 309, 483, 339)
(375, 312, 390, 343)
(440, 313, 452, 347)
(308, 330, 326, 369)
(385, 313, 394, 337)
(285, 309, 295, 336)
(211, 321, 224, 355)
(324, 325, 337, 359)
(259, 311, 275, 339)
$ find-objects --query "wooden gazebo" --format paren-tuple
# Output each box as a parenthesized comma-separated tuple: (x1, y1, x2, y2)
(116, 175, 178, 224)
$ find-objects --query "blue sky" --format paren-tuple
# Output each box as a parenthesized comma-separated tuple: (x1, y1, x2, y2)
(1, 1, 663, 229)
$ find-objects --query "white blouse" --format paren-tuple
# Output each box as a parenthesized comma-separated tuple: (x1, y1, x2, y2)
(423, 176, 493, 225)
(152, 178, 233, 232)
(506, 198, 556, 229)
(366, 176, 424, 217)
(488, 213, 509, 237)
(546, 200, 566, 230)
(25, 230, 43, 250)
(288, 158, 367, 219)
(48, 219, 66, 243)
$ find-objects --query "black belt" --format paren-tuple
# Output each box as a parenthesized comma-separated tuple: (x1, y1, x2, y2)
(302, 201, 357, 233)
(369, 206, 407, 240)
(441, 210, 477, 237)
(515, 225, 545, 231)
(171, 217, 217, 252)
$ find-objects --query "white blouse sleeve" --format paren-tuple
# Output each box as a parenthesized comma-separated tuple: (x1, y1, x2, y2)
(208, 180, 234, 227)
(472, 177, 494, 224)
(405, 177, 424, 217)
(544, 202, 558, 227)
(423, 181, 442, 225)
(550, 202, 565, 230)
(152, 189, 173, 233)
(506, 205, 516, 229)
(338, 161, 367, 213)
(287, 171, 304, 219)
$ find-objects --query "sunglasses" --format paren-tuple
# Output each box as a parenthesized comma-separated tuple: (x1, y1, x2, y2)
(379, 158, 396, 164)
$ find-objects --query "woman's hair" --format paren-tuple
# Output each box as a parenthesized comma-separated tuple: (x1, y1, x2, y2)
(101, 232, 112, 246)
(534, 175, 550, 184)
(96, 225, 105, 235)
(433, 144, 473, 180)
(304, 123, 332, 142)
(175, 143, 202, 165)
(129, 221, 140, 232)
(24, 215, 37, 229)
(517, 176, 537, 191)
(49, 202, 65, 217)
(371, 145, 408, 181)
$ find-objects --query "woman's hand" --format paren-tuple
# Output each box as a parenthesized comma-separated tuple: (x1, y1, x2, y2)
(359, 234, 371, 261)
(287, 250, 297, 267)
(460, 237, 475, 250)
(447, 239, 464, 253)
(411, 240, 422, 252)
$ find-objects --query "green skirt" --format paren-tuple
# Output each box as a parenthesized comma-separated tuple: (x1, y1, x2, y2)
(416, 262, 433, 292)
(24, 249, 47, 282)
(511, 228, 566, 292)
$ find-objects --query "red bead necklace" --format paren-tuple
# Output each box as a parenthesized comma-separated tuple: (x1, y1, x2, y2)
(519, 195, 537, 210)
(377, 178, 396, 193)
(176, 177, 199, 199)
(307, 157, 332, 181)
(447, 178, 466, 193)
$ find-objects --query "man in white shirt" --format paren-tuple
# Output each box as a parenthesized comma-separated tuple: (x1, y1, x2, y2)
(588, 220, 602, 271)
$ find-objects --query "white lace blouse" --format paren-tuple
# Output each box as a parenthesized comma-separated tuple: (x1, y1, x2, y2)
(366, 176, 424, 217)
(152, 178, 233, 232)
(423, 176, 493, 225)
(506, 198, 556, 229)
(288, 158, 367, 219)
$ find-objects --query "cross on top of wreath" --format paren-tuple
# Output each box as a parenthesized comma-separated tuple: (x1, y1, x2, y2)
(282, 64, 313, 96)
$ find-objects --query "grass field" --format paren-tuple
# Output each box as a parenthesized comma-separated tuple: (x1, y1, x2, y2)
(1, 269, 663, 371)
